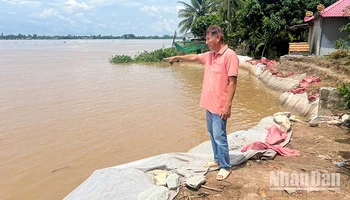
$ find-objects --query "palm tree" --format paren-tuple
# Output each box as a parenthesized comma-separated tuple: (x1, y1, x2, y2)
(177, 0, 215, 33)
(213, 0, 245, 31)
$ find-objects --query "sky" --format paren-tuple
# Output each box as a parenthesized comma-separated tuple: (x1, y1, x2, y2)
(0, 0, 184, 36)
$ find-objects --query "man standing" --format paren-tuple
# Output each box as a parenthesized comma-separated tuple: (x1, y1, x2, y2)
(165, 25, 239, 180)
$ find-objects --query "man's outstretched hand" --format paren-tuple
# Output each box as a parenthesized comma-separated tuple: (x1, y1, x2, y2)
(164, 57, 177, 65)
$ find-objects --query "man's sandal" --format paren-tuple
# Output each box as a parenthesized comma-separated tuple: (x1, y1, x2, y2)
(203, 161, 220, 170)
(216, 168, 231, 181)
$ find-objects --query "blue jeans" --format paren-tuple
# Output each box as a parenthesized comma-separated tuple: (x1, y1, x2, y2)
(206, 110, 231, 169)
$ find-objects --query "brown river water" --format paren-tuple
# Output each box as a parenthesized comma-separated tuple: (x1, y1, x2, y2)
(0, 39, 283, 199)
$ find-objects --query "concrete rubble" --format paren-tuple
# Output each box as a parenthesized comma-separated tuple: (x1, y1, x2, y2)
(273, 112, 292, 132)
(166, 173, 180, 190)
(185, 174, 206, 190)
(147, 170, 170, 186)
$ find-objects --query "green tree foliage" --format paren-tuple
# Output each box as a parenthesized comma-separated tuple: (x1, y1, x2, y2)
(212, 0, 245, 31)
(339, 6, 350, 40)
(212, 0, 245, 19)
(190, 14, 226, 38)
(236, 0, 306, 58)
(177, 0, 215, 33)
(334, 6, 350, 51)
(305, 0, 338, 11)
(338, 82, 350, 109)
(211, 0, 245, 46)
(340, 22, 350, 38)
(175, 0, 341, 58)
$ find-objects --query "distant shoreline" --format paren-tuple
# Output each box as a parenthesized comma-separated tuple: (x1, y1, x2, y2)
(0, 38, 180, 40)
(0, 34, 181, 40)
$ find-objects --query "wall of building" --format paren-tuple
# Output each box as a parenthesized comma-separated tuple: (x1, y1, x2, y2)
(320, 17, 349, 56)
(309, 17, 322, 55)
(308, 24, 314, 53)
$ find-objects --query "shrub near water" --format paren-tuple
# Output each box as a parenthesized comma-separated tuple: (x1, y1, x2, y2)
(134, 48, 177, 62)
(109, 55, 133, 63)
(110, 47, 177, 63)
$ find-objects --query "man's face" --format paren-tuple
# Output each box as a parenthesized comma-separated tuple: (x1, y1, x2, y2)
(205, 33, 218, 51)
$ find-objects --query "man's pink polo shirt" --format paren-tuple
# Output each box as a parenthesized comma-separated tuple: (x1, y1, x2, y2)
(196, 45, 239, 115)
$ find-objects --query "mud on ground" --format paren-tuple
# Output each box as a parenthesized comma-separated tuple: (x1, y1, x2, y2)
(277, 56, 350, 95)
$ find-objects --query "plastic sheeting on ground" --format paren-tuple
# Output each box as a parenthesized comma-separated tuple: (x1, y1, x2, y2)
(64, 116, 293, 200)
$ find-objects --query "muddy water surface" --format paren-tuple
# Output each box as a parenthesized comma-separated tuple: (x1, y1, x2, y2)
(0, 40, 282, 199)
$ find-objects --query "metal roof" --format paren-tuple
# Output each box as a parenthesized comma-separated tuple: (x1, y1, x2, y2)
(321, 0, 350, 17)
(304, 0, 350, 22)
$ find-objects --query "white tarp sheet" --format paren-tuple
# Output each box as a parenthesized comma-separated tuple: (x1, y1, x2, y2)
(65, 116, 291, 200)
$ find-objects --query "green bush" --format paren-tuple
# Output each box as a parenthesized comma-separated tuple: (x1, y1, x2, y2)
(134, 47, 177, 62)
(109, 55, 133, 63)
(334, 38, 349, 50)
(110, 47, 178, 63)
(329, 49, 349, 59)
(338, 82, 350, 109)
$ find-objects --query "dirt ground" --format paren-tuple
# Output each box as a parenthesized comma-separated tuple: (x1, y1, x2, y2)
(175, 56, 350, 200)
(276, 56, 350, 95)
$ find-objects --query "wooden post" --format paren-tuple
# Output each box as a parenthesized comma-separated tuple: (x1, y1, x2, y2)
(172, 30, 177, 48)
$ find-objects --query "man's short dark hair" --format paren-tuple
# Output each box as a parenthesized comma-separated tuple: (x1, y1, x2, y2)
(206, 25, 224, 42)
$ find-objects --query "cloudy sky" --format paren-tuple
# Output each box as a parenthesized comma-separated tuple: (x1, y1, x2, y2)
(0, 0, 184, 36)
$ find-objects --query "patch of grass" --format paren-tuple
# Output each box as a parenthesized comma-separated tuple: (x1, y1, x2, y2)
(329, 49, 349, 59)
(339, 57, 350, 67)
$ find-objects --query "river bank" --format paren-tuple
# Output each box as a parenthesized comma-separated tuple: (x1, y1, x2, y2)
(65, 55, 350, 199)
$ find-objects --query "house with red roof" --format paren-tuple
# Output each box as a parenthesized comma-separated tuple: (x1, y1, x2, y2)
(304, 0, 350, 56)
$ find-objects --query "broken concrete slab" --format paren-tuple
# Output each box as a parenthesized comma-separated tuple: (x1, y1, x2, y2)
(147, 170, 170, 186)
(273, 115, 292, 132)
(176, 168, 194, 178)
(342, 114, 349, 123)
(309, 116, 342, 127)
(166, 173, 180, 190)
(185, 174, 206, 190)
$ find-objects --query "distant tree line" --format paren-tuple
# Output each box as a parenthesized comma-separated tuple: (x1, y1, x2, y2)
(0, 32, 181, 40)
